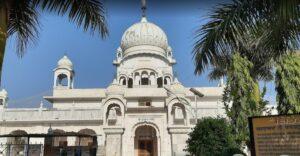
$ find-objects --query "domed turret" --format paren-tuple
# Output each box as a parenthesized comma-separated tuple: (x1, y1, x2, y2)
(54, 55, 74, 89)
(120, 17, 169, 57)
(113, 0, 176, 89)
(57, 55, 73, 70)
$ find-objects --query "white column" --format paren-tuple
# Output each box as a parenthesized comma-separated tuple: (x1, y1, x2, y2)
(71, 77, 74, 88)
(53, 75, 57, 88)
(158, 136, 161, 156)
(103, 128, 124, 156)
(67, 75, 71, 89)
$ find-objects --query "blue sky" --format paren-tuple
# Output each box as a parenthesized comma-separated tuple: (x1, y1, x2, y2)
(2, 0, 276, 108)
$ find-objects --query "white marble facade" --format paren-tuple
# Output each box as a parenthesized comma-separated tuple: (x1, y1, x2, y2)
(0, 15, 225, 156)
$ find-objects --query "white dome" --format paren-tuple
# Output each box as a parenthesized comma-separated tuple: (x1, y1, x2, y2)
(57, 55, 73, 69)
(121, 17, 168, 54)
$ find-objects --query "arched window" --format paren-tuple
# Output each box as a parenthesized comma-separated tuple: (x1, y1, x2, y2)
(157, 77, 163, 88)
(119, 76, 126, 85)
(164, 76, 171, 85)
(106, 104, 122, 126)
(128, 78, 133, 88)
(57, 74, 68, 86)
(76, 129, 97, 146)
(141, 71, 149, 85)
(171, 103, 186, 125)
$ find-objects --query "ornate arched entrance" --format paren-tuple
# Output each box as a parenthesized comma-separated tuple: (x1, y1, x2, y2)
(134, 125, 158, 156)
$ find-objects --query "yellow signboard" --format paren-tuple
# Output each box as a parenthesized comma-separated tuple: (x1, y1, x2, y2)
(249, 114, 300, 156)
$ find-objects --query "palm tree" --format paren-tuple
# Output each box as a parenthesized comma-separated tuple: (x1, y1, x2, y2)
(0, 0, 108, 82)
(193, 0, 300, 106)
(193, 0, 300, 148)
(193, 0, 299, 76)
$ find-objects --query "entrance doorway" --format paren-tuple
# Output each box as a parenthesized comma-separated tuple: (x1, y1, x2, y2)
(134, 125, 157, 156)
(138, 140, 153, 156)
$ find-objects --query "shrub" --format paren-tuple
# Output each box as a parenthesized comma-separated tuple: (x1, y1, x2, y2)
(185, 117, 240, 156)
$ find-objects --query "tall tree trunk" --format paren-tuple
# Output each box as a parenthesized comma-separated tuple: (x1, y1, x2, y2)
(0, 4, 8, 85)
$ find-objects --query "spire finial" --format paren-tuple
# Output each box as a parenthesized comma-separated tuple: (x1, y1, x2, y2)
(141, 0, 146, 17)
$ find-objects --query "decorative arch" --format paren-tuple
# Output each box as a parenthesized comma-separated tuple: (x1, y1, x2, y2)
(9, 129, 27, 135)
(119, 76, 127, 85)
(132, 68, 158, 86)
(103, 98, 125, 126)
(163, 76, 172, 85)
(57, 73, 68, 86)
(132, 68, 158, 76)
(8, 130, 27, 144)
(54, 67, 74, 89)
(132, 122, 161, 156)
(167, 97, 190, 108)
(171, 103, 187, 125)
(52, 129, 67, 147)
(103, 97, 125, 112)
(167, 98, 192, 125)
(76, 129, 97, 146)
(141, 71, 149, 85)
(131, 122, 160, 137)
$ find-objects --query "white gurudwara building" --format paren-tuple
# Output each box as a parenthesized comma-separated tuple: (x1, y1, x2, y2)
(0, 6, 225, 156)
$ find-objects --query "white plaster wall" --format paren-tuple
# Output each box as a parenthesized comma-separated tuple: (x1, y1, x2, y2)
(118, 55, 172, 76)
(53, 101, 102, 109)
(53, 89, 106, 97)
(126, 98, 165, 108)
(172, 134, 189, 156)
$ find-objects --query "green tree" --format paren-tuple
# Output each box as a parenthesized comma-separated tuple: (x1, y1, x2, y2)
(276, 53, 300, 114)
(186, 117, 241, 156)
(223, 53, 266, 147)
(193, 0, 300, 147)
(0, 0, 108, 81)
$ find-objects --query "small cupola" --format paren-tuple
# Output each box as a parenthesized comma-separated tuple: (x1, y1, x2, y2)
(53, 55, 75, 89)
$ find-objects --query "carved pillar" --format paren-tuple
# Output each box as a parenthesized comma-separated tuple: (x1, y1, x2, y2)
(103, 128, 124, 156)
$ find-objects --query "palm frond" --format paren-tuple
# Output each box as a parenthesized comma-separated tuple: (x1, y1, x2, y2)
(193, 0, 254, 75)
(193, 0, 300, 77)
(32, 0, 108, 38)
(208, 67, 227, 80)
(7, 0, 39, 57)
